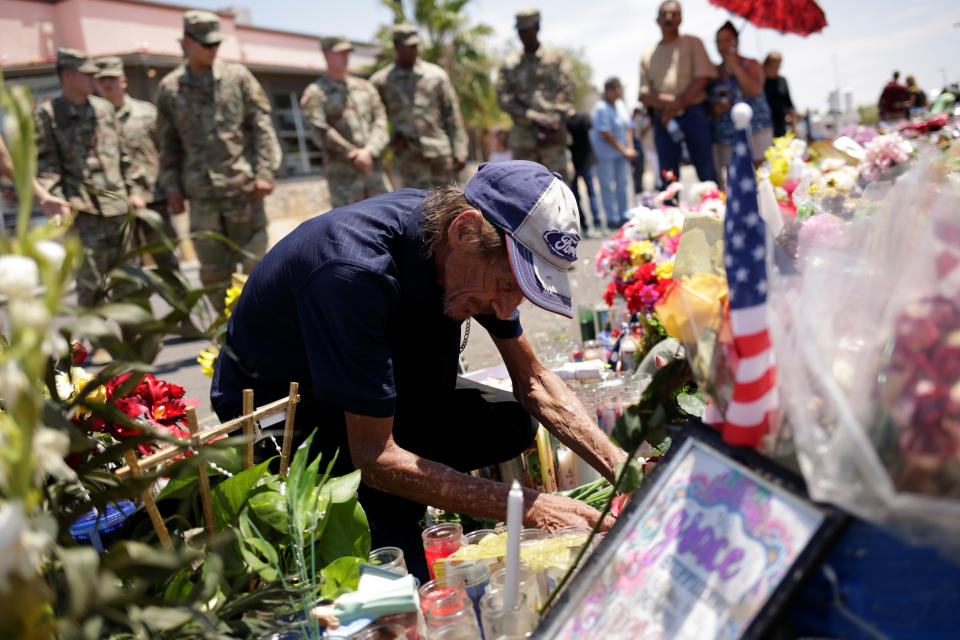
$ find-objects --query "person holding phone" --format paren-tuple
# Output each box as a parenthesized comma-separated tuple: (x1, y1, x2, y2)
(708, 21, 773, 187)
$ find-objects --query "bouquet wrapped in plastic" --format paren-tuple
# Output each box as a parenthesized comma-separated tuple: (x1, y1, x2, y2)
(770, 148, 960, 551)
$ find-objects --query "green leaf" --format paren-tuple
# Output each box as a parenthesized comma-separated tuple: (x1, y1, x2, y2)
(248, 489, 289, 534)
(211, 459, 272, 529)
(318, 499, 370, 566)
(677, 390, 706, 418)
(155, 470, 199, 502)
(136, 606, 194, 631)
(57, 546, 102, 617)
(324, 469, 361, 504)
(163, 568, 196, 603)
(91, 302, 154, 325)
(611, 404, 645, 452)
(616, 458, 646, 495)
(319, 556, 363, 600)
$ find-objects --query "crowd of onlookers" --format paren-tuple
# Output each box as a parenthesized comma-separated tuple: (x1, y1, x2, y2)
(496, 1, 804, 235)
(877, 70, 957, 122)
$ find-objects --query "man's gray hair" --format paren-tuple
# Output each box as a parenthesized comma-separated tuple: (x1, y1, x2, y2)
(420, 186, 507, 260)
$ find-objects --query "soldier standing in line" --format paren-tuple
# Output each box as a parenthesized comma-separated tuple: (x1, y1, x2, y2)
(93, 56, 179, 271)
(35, 49, 132, 311)
(369, 24, 468, 190)
(496, 9, 575, 183)
(301, 36, 391, 209)
(155, 10, 281, 311)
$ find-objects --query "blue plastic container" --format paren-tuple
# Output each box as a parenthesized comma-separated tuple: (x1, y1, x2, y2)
(788, 519, 960, 639)
(69, 500, 137, 553)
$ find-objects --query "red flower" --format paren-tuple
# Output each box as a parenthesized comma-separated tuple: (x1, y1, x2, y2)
(71, 343, 87, 366)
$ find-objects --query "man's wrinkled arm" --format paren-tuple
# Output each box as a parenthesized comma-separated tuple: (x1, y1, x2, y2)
(302, 84, 357, 156)
(155, 91, 184, 198)
(347, 411, 614, 531)
(495, 333, 626, 482)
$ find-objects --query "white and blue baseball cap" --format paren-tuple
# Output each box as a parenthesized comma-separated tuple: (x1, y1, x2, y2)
(464, 160, 581, 318)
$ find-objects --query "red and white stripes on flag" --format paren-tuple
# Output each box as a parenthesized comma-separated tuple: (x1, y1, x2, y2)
(702, 102, 778, 448)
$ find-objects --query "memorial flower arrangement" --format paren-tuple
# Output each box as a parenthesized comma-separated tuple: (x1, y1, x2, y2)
(595, 205, 683, 315)
(858, 132, 914, 181)
(57, 359, 198, 459)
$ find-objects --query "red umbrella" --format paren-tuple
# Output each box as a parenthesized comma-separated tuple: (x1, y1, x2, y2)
(708, 0, 827, 37)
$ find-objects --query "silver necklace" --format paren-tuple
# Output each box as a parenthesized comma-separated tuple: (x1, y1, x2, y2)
(459, 318, 471, 353)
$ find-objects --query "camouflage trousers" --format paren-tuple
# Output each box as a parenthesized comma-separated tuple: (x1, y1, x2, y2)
(393, 151, 458, 190)
(189, 195, 267, 312)
(74, 212, 135, 308)
(512, 144, 573, 183)
(325, 158, 392, 210)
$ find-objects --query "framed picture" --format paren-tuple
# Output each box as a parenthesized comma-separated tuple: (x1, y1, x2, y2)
(535, 422, 846, 640)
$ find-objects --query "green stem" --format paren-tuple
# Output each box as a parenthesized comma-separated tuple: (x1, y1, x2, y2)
(538, 439, 644, 615)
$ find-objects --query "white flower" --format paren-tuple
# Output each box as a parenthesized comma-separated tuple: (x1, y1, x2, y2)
(9, 299, 50, 330)
(0, 254, 38, 299)
(690, 180, 719, 202)
(34, 241, 66, 271)
(55, 370, 74, 402)
(41, 332, 68, 359)
(0, 362, 29, 409)
(33, 427, 76, 482)
(0, 501, 50, 593)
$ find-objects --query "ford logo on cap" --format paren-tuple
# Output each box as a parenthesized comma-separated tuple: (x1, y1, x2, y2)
(543, 229, 579, 261)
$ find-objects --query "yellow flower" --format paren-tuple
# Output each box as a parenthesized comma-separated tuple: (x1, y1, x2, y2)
(73, 369, 106, 419)
(655, 261, 674, 280)
(197, 345, 220, 379)
(668, 226, 682, 237)
(224, 285, 243, 319)
(655, 273, 728, 343)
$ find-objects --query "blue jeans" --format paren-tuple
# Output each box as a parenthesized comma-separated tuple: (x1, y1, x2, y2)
(595, 155, 630, 228)
(570, 165, 599, 231)
(652, 103, 717, 183)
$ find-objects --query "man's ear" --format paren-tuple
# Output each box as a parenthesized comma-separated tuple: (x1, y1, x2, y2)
(447, 209, 482, 250)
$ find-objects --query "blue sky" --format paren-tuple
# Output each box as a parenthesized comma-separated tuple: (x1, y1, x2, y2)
(181, 0, 959, 113)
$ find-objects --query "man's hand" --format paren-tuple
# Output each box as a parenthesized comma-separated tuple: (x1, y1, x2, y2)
(129, 194, 147, 211)
(452, 157, 467, 172)
(661, 106, 683, 126)
(38, 193, 70, 225)
(623, 147, 637, 161)
(528, 110, 559, 130)
(525, 492, 617, 532)
(252, 178, 276, 200)
(348, 148, 375, 174)
(168, 192, 186, 215)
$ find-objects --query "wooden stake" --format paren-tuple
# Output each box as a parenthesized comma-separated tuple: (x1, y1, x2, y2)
(187, 406, 218, 538)
(280, 381, 300, 476)
(242, 388, 255, 470)
(122, 448, 174, 552)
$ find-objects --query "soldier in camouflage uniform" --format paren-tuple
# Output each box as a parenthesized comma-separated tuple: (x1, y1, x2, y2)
(302, 36, 391, 209)
(35, 48, 132, 309)
(496, 9, 575, 183)
(369, 24, 468, 190)
(94, 56, 179, 270)
(155, 10, 281, 311)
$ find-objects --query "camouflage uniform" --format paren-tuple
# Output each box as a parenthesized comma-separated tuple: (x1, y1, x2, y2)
(155, 11, 281, 310)
(35, 49, 132, 308)
(96, 57, 179, 270)
(302, 38, 391, 209)
(496, 18, 575, 182)
(369, 27, 468, 190)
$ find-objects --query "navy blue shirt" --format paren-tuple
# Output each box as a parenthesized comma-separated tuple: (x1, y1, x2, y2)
(211, 189, 522, 419)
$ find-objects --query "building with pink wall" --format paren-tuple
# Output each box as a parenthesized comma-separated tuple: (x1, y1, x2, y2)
(1, 0, 381, 176)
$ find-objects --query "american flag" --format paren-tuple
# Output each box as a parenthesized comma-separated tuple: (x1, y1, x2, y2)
(704, 104, 779, 448)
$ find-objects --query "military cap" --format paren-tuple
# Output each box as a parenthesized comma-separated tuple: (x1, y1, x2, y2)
(515, 8, 541, 30)
(183, 10, 223, 45)
(57, 48, 98, 74)
(321, 35, 354, 53)
(391, 23, 420, 46)
(94, 56, 124, 78)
